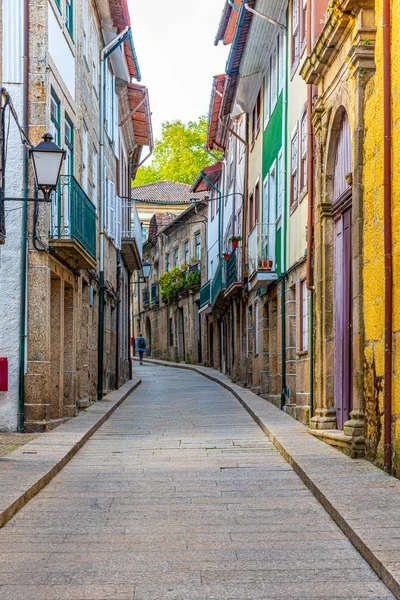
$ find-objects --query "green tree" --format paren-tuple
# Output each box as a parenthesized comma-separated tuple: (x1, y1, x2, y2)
(133, 117, 218, 187)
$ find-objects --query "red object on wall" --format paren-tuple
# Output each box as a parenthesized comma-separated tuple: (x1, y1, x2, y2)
(0, 358, 8, 392)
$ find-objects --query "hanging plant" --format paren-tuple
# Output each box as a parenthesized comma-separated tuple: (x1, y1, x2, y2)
(228, 235, 242, 248)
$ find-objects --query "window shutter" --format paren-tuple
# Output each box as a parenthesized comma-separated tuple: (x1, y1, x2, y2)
(113, 78, 119, 156)
(106, 69, 113, 136)
(108, 180, 116, 240)
(115, 196, 122, 249)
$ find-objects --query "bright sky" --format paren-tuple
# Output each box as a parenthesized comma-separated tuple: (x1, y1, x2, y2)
(128, 0, 229, 142)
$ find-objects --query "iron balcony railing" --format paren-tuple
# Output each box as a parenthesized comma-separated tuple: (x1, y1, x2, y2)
(151, 282, 160, 305)
(142, 287, 150, 307)
(226, 247, 243, 288)
(247, 222, 276, 277)
(211, 261, 226, 306)
(200, 280, 211, 309)
(122, 198, 136, 239)
(50, 175, 96, 259)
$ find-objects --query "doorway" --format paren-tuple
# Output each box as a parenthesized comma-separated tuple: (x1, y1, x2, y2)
(333, 111, 352, 429)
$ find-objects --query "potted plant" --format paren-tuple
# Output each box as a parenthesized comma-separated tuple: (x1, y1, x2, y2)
(228, 235, 242, 248)
(222, 251, 231, 262)
(258, 258, 273, 271)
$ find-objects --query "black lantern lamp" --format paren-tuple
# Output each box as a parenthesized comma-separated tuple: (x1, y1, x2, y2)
(141, 261, 151, 280)
(30, 133, 66, 200)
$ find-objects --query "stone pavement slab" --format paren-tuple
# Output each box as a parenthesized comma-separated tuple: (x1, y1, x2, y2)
(140, 357, 400, 599)
(0, 364, 393, 599)
(0, 379, 140, 529)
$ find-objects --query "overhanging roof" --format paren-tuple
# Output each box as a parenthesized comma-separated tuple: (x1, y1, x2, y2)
(190, 162, 223, 194)
(127, 84, 153, 148)
(206, 75, 227, 151)
(215, 0, 241, 46)
(109, 0, 141, 81)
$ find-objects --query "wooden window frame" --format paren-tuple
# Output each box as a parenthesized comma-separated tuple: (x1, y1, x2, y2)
(300, 105, 308, 196)
(300, 278, 308, 352)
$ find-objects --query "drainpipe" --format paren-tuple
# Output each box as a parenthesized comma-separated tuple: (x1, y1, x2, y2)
(18, 0, 29, 432)
(98, 26, 130, 401)
(200, 173, 222, 258)
(218, 117, 249, 282)
(383, 0, 392, 470)
(305, 0, 315, 421)
(280, 20, 288, 410)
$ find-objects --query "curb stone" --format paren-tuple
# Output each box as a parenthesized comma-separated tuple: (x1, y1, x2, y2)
(0, 378, 141, 529)
(137, 358, 400, 600)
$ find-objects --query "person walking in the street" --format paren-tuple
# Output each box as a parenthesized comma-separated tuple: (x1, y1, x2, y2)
(136, 332, 147, 365)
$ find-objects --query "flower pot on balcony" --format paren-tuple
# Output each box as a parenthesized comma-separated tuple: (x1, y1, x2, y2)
(258, 258, 273, 271)
(223, 252, 231, 261)
(232, 239, 239, 248)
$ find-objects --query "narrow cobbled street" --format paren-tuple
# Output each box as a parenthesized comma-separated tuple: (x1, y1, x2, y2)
(0, 365, 394, 600)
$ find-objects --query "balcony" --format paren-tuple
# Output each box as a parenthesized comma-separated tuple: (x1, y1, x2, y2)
(211, 262, 226, 307)
(151, 283, 160, 306)
(247, 223, 278, 292)
(49, 175, 96, 269)
(121, 199, 142, 272)
(199, 280, 211, 313)
(142, 287, 150, 308)
(225, 247, 243, 298)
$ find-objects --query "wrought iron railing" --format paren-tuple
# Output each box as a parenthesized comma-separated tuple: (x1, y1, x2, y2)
(151, 283, 159, 305)
(200, 280, 211, 309)
(142, 287, 150, 307)
(226, 248, 239, 288)
(247, 222, 276, 277)
(50, 175, 96, 259)
(211, 262, 226, 306)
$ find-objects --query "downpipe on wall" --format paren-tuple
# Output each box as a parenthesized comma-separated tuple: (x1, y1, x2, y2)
(383, 0, 392, 470)
(18, 0, 30, 432)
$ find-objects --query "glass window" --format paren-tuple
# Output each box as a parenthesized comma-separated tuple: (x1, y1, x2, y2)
(169, 318, 174, 346)
(255, 301, 259, 355)
(184, 241, 189, 264)
(264, 74, 270, 129)
(174, 247, 179, 267)
(291, 0, 299, 68)
(50, 89, 61, 145)
(66, 0, 73, 38)
(54, 0, 61, 12)
(82, 121, 88, 192)
(278, 149, 284, 227)
(301, 280, 308, 351)
(92, 146, 98, 208)
(166, 254, 170, 272)
(64, 114, 74, 176)
(271, 49, 278, 112)
(291, 126, 299, 205)
(279, 32, 285, 92)
(195, 234, 201, 261)
(300, 110, 308, 191)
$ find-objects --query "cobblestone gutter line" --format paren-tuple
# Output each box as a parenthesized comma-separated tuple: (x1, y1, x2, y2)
(138, 358, 400, 600)
(0, 378, 141, 529)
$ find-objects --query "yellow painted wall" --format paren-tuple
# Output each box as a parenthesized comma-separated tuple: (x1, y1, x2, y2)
(363, 0, 400, 475)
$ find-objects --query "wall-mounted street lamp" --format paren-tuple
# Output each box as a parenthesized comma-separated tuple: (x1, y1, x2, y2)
(141, 260, 151, 280)
(30, 133, 66, 201)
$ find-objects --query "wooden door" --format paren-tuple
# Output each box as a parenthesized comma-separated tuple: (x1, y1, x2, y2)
(334, 207, 352, 429)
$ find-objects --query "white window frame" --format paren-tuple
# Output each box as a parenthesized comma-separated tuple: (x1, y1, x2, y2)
(291, 125, 299, 205)
(82, 121, 88, 193)
(107, 179, 116, 240)
(263, 174, 269, 241)
(269, 161, 277, 266)
(92, 146, 98, 209)
(264, 73, 270, 129)
(277, 148, 284, 228)
(271, 49, 278, 112)
(301, 279, 308, 351)
(115, 195, 122, 250)
(279, 32, 286, 92)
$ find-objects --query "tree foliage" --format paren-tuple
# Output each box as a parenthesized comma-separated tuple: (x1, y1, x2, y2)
(133, 117, 218, 187)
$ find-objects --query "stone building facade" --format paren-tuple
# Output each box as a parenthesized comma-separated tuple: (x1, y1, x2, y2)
(135, 203, 207, 365)
(0, 0, 151, 431)
(301, 0, 376, 456)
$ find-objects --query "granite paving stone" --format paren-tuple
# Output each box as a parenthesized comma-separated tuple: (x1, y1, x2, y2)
(0, 364, 394, 599)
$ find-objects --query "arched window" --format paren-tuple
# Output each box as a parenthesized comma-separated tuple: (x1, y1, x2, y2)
(333, 112, 352, 202)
